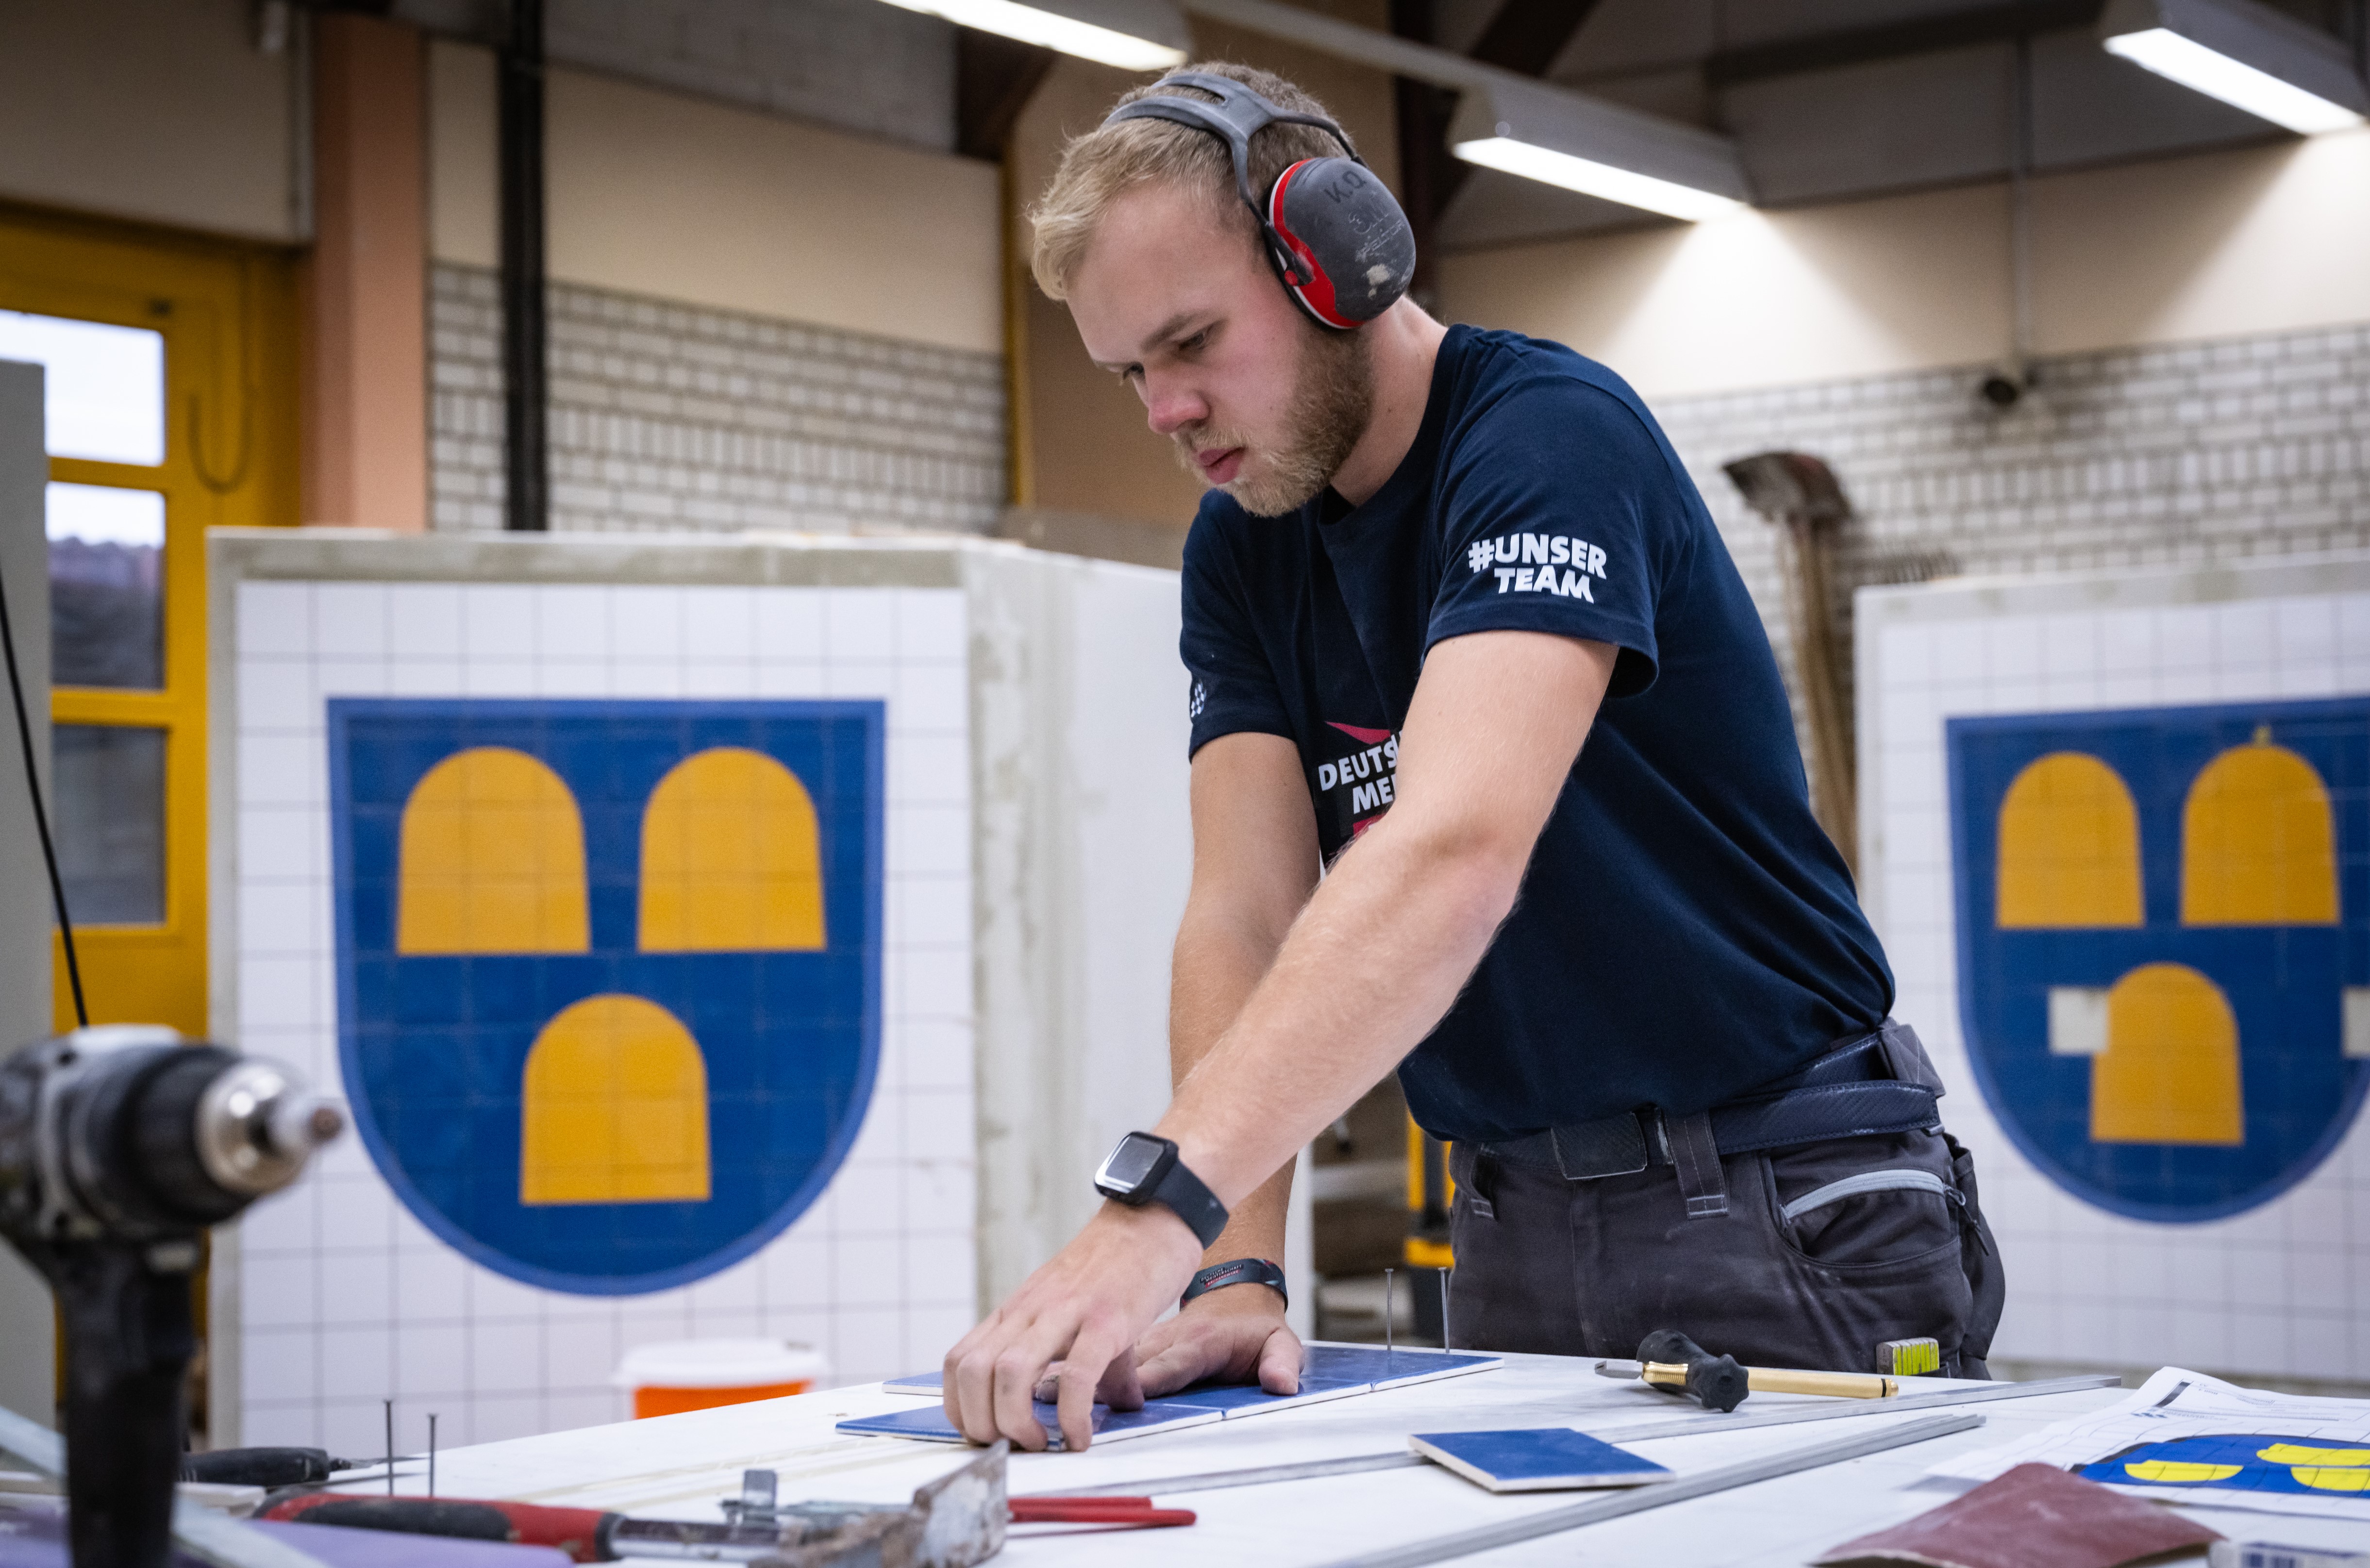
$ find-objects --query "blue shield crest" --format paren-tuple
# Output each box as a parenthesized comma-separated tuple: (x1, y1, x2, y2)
(1948, 695, 2369, 1221)
(329, 698, 885, 1293)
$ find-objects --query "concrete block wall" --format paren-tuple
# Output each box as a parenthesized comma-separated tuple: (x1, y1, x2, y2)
(429, 265, 1005, 538)
(1651, 319, 2370, 801)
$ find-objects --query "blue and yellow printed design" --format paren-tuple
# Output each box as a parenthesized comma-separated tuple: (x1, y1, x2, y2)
(329, 699, 884, 1293)
(1948, 696, 2369, 1221)
(2080, 1434, 2370, 1498)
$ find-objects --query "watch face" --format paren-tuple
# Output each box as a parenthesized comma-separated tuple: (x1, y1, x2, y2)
(1099, 1134, 1167, 1194)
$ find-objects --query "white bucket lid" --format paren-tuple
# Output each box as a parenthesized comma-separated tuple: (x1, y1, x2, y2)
(614, 1338, 830, 1390)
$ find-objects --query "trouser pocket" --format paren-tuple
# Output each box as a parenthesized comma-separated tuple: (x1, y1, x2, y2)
(1754, 1129, 1978, 1375)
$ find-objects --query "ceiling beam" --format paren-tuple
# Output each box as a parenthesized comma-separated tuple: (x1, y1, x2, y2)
(1702, 0, 2106, 89)
(956, 27, 1057, 161)
(1470, 0, 1604, 76)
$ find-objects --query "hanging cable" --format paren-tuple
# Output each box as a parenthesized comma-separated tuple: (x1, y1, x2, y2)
(0, 551, 86, 1026)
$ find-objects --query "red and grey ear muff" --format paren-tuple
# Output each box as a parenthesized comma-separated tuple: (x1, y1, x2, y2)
(1102, 72, 1419, 331)
(1266, 157, 1417, 330)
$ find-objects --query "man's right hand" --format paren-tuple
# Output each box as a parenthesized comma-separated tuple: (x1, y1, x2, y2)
(1131, 1277, 1303, 1398)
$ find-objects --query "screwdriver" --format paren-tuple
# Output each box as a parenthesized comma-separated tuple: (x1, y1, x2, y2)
(262, 1490, 1195, 1560)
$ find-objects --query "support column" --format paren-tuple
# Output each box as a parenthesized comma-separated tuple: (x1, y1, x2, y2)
(302, 14, 427, 533)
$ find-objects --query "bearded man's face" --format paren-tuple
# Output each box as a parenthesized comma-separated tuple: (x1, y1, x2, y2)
(1068, 182, 1377, 518)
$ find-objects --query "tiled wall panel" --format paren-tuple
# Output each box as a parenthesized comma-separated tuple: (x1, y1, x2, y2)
(230, 579, 974, 1454)
(430, 266, 1005, 537)
(1859, 561, 2370, 1383)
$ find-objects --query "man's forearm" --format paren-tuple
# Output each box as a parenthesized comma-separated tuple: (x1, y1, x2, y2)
(1158, 817, 1514, 1208)
(1170, 913, 1296, 1268)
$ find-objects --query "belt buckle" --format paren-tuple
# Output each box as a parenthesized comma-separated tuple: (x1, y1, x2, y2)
(1549, 1111, 1651, 1181)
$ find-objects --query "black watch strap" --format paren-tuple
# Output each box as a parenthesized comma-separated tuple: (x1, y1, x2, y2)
(1149, 1155, 1230, 1250)
(1181, 1257, 1287, 1310)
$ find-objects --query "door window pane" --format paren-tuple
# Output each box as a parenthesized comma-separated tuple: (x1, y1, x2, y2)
(48, 482, 164, 689)
(0, 310, 166, 467)
(54, 724, 166, 926)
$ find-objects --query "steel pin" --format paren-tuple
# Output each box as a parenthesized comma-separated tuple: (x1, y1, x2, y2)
(428, 1413, 437, 1497)
(1384, 1267, 1394, 1364)
(383, 1399, 394, 1498)
(1440, 1267, 1451, 1351)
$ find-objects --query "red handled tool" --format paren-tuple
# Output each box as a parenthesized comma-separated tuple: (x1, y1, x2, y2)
(1009, 1495, 1196, 1528)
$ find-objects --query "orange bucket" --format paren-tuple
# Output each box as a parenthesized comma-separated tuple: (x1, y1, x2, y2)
(615, 1339, 829, 1419)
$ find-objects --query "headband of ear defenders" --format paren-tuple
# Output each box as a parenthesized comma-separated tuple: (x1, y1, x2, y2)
(1102, 72, 1415, 329)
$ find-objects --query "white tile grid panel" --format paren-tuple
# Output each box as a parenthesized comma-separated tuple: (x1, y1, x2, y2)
(1870, 590, 2370, 1383)
(230, 580, 975, 1456)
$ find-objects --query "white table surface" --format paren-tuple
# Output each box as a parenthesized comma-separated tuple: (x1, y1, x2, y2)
(362, 1355, 2370, 1566)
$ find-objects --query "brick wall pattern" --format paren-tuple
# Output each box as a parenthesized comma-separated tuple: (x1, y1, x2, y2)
(1649, 320, 2370, 804)
(429, 264, 1006, 538)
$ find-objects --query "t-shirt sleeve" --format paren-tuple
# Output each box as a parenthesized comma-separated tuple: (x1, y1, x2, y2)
(1426, 376, 1686, 698)
(1180, 507, 1295, 758)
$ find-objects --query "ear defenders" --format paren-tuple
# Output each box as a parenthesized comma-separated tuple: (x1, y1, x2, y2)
(1102, 72, 1416, 330)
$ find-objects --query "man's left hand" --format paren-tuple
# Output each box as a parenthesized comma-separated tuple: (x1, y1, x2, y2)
(941, 1200, 1205, 1451)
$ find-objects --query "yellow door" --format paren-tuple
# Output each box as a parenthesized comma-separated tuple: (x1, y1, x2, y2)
(0, 207, 295, 1037)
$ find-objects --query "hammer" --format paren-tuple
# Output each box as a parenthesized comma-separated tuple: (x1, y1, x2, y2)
(1595, 1331, 1904, 1413)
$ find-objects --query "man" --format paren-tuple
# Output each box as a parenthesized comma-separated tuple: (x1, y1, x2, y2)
(944, 63, 2000, 1452)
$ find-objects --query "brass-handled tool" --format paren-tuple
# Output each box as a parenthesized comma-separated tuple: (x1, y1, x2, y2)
(1596, 1330, 1903, 1412)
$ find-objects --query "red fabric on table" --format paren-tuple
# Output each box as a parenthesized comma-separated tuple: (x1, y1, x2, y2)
(1812, 1463, 2222, 1568)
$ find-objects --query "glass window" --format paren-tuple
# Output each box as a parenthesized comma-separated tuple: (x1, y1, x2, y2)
(47, 483, 165, 689)
(53, 724, 167, 926)
(0, 310, 166, 467)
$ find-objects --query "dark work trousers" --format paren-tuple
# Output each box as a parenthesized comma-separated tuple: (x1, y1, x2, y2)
(1448, 1128, 2003, 1378)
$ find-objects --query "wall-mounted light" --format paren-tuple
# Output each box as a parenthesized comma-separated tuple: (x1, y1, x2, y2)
(877, 0, 1188, 71)
(1445, 77, 1750, 223)
(2099, 0, 2367, 134)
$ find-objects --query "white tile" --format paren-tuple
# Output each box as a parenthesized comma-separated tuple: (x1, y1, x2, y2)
(244, 1402, 322, 1449)
(831, 1303, 908, 1382)
(832, 1235, 904, 1306)
(687, 1257, 763, 1315)
(240, 1328, 319, 1405)
(890, 736, 968, 805)
(462, 586, 536, 661)
(316, 584, 392, 658)
(610, 586, 686, 661)
(760, 1234, 833, 1309)
(894, 591, 967, 662)
(902, 1234, 973, 1306)
(239, 734, 324, 807)
(683, 661, 757, 697)
(241, 806, 322, 883)
(608, 660, 684, 698)
(901, 948, 971, 1020)
(683, 586, 758, 661)
(546, 1392, 623, 1432)
(467, 1266, 547, 1322)
(538, 660, 610, 698)
(467, 1395, 547, 1445)
(319, 1248, 397, 1327)
(543, 1315, 620, 1391)
(316, 1174, 395, 1248)
(238, 659, 315, 733)
(239, 881, 326, 958)
(896, 877, 971, 947)
(2213, 601, 2276, 669)
(824, 589, 898, 661)
(462, 659, 539, 697)
(398, 1322, 470, 1398)
(470, 1319, 548, 1395)
(319, 1326, 395, 1401)
(892, 665, 967, 736)
(822, 661, 896, 700)
(752, 661, 827, 698)
(535, 584, 612, 662)
(238, 1179, 318, 1255)
(903, 1089, 972, 1160)
(900, 1019, 973, 1091)
(833, 1160, 903, 1234)
(905, 1305, 975, 1365)
(753, 588, 826, 661)
(241, 1253, 322, 1329)
(387, 584, 465, 659)
(239, 583, 314, 656)
(389, 659, 467, 696)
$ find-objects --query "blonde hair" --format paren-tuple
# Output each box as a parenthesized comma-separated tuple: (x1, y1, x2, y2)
(1029, 63, 1355, 301)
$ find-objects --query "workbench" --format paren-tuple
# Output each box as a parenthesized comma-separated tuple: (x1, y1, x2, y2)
(395, 1352, 2370, 1565)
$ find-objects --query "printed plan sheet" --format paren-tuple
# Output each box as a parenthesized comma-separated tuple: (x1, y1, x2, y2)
(1931, 1368, 2370, 1520)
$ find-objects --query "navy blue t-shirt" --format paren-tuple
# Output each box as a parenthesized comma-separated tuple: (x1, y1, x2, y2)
(1180, 325, 1894, 1142)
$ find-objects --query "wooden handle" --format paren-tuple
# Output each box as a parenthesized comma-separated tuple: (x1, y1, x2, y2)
(1745, 1369, 1900, 1399)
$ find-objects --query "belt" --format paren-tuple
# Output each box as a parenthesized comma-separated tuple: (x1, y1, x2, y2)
(1480, 1018, 1945, 1184)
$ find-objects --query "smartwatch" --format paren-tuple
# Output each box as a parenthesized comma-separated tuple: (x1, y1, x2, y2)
(1181, 1257, 1288, 1310)
(1093, 1132, 1229, 1249)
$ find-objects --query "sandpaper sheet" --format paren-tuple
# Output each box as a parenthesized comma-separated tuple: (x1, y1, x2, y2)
(1813, 1462, 2222, 1568)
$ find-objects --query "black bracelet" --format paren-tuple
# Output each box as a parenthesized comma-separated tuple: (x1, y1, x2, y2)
(1180, 1257, 1288, 1310)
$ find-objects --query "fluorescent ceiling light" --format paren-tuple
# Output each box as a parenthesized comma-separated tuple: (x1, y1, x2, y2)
(1446, 79, 1750, 223)
(876, 0, 1187, 72)
(2099, 0, 2367, 134)
(1452, 138, 1744, 222)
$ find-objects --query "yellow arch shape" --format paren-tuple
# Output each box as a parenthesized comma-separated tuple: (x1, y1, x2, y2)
(2092, 963, 2243, 1146)
(2181, 739, 2338, 925)
(398, 747, 590, 954)
(1997, 752, 2143, 928)
(520, 994, 711, 1205)
(639, 747, 826, 952)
